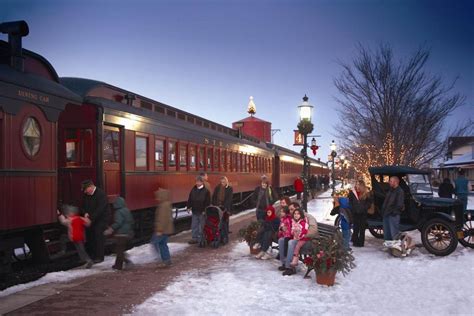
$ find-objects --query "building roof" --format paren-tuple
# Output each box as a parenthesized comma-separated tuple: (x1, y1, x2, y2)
(447, 136, 474, 153)
(441, 152, 474, 168)
(233, 116, 271, 124)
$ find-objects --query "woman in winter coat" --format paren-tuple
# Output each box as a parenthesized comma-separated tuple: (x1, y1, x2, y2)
(253, 175, 278, 221)
(255, 205, 280, 260)
(104, 196, 135, 270)
(349, 180, 372, 247)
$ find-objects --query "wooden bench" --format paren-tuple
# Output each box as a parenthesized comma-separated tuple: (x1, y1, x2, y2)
(299, 222, 339, 278)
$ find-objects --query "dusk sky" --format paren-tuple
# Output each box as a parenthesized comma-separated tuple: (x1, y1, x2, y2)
(2, 0, 473, 161)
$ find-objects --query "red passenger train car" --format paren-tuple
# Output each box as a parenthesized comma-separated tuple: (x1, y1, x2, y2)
(0, 21, 328, 273)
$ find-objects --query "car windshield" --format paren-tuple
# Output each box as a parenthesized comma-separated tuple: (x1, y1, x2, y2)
(407, 174, 433, 195)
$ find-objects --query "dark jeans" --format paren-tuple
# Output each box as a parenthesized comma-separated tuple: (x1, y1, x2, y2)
(383, 214, 400, 240)
(86, 222, 105, 261)
(352, 213, 367, 246)
(296, 192, 302, 200)
(114, 235, 132, 269)
(257, 229, 274, 252)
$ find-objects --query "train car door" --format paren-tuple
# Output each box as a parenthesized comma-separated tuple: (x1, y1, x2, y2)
(102, 125, 123, 202)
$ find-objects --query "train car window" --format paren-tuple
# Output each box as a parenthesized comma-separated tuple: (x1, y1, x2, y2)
(65, 129, 92, 167)
(226, 151, 231, 172)
(103, 127, 120, 163)
(22, 117, 41, 158)
(189, 145, 196, 169)
(155, 139, 165, 169)
(220, 149, 225, 171)
(135, 136, 148, 169)
(168, 141, 176, 169)
(207, 147, 212, 170)
(214, 148, 219, 171)
(179, 143, 187, 169)
(199, 147, 205, 170)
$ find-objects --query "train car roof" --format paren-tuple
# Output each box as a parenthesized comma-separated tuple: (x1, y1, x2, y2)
(0, 41, 82, 121)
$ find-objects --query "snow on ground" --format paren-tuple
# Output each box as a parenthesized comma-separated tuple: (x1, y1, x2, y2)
(0, 242, 188, 298)
(134, 191, 474, 316)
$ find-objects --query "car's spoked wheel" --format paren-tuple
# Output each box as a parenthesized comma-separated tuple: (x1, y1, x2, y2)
(369, 226, 384, 239)
(421, 218, 458, 256)
(459, 213, 474, 248)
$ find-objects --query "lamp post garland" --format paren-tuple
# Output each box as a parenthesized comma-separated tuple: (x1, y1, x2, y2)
(330, 140, 337, 195)
(297, 95, 314, 212)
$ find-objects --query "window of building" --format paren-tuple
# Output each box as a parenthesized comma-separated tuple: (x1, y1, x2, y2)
(65, 129, 93, 167)
(155, 139, 165, 169)
(179, 143, 187, 169)
(189, 145, 196, 169)
(135, 136, 148, 169)
(168, 141, 176, 169)
(103, 127, 120, 163)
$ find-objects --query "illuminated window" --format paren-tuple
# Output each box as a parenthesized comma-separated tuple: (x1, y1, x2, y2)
(207, 147, 212, 170)
(103, 127, 120, 163)
(214, 148, 219, 170)
(190, 145, 196, 169)
(135, 136, 148, 168)
(168, 141, 176, 169)
(22, 117, 41, 158)
(65, 129, 92, 167)
(155, 139, 164, 168)
(199, 147, 205, 169)
(179, 143, 187, 169)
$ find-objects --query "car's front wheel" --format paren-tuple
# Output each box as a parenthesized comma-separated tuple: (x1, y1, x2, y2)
(421, 218, 458, 256)
(368, 226, 384, 239)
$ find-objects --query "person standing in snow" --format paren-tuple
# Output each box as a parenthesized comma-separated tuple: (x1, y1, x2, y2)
(253, 175, 278, 221)
(381, 176, 404, 242)
(438, 178, 455, 198)
(349, 180, 372, 247)
(454, 170, 469, 212)
(294, 176, 304, 200)
(255, 205, 280, 260)
(187, 176, 211, 244)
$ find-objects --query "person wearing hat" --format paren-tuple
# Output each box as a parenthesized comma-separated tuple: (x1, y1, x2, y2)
(186, 176, 211, 244)
(81, 179, 108, 263)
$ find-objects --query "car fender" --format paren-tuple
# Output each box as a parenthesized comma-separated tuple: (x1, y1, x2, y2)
(423, 212, 456, 226)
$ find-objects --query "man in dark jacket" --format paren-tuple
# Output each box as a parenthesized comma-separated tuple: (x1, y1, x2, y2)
(81, 179, 109, 263)
(309, 175, 317, 199)
(187, 176, 211, 244)
(438, 178, 455, 198)
(381, 176, 404, 241)
(104, 196, 134, 270)
(253, 175, 278, 221)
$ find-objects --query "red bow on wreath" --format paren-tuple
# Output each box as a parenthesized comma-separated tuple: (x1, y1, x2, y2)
(310, 144, 319, 156)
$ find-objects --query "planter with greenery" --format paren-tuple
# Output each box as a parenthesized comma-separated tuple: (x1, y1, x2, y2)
(238, 221, 262, 254)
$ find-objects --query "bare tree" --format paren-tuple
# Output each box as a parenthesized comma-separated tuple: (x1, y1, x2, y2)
(334, 44, 465, 169)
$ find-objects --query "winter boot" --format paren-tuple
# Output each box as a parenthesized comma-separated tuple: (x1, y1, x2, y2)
(255, 251, 266, 259)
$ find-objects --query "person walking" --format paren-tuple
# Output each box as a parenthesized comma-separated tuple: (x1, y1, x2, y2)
(349, 180, 372, 247)
(294, 176, 304, 200)
(381, 176, 404, 243)
(57, 205, 93, 269)
(81, 179, 108, 263)
(151, 188, 174, 268)
(438, 178, 455, 198)
(454, 170, 469, 212)
(253, 175, 278, 221)
(104, 196, 134, 270)
(187, 176, 211, 244)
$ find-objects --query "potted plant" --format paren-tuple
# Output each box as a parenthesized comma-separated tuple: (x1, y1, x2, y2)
(239, 221, 262, 254)
(304, 232, 355, 286)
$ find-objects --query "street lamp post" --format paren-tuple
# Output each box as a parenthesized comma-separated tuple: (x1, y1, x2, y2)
(297, 95, 314, 212)
(330, 140, 337, 195)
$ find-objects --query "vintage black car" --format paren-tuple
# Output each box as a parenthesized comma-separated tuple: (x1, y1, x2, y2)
(365, 165, 472, 256)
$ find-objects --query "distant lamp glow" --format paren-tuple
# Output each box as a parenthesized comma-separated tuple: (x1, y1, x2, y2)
(340, 154, 345, 161)
(298, 94, 313, 122)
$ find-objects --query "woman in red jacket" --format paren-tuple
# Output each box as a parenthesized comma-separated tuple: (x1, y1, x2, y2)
(294, 177, 304, 200)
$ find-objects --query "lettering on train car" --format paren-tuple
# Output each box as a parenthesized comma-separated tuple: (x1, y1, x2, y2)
(17, 89, 50, 103)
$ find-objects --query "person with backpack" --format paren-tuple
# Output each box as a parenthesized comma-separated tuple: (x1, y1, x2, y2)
(104, 196, 135, 270)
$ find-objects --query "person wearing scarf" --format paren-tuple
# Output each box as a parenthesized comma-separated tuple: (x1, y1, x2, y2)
(255, 205, 280, 260)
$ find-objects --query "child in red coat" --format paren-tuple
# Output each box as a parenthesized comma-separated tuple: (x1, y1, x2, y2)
(58, 205, 93, 268)
(290, 209, 309, 267)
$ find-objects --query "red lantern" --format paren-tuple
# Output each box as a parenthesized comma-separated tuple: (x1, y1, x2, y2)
(311, 144, 319, 156)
